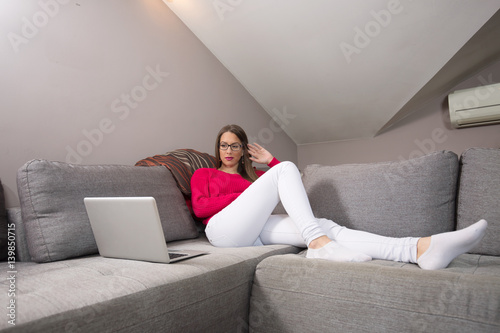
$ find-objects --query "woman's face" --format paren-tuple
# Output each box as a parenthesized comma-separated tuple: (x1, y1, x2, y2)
(219, 131, 243, 172)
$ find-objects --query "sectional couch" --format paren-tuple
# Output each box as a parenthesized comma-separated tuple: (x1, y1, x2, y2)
(0, 148, 498, 332)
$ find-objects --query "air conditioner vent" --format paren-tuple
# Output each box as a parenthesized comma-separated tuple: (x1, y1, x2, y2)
(448, 83, 500, 128)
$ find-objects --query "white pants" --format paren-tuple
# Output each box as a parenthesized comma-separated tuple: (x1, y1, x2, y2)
(206, 162, 418, 263)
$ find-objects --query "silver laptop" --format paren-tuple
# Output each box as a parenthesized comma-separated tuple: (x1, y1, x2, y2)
(84, 197, 206, 263)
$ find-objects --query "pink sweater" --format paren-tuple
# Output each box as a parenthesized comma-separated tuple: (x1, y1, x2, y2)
(191, 158, 280, 225)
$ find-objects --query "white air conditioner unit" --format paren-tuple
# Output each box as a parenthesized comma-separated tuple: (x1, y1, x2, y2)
(448, 82, 500, 128)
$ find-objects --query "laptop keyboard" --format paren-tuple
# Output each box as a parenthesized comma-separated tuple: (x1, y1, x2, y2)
(169, 252, 188, 259)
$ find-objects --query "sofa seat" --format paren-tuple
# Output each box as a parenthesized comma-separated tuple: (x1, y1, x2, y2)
(249, 253, 500, 333)
(0, 235, 299, 332)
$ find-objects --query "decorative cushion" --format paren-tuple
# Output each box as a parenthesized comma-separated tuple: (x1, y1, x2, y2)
(302, 151, 459, 238)
(135, 149, 216, 196)
(17, 160, 198, 263)
(0, 179, 7, 261)
(457, 148, 500, 255)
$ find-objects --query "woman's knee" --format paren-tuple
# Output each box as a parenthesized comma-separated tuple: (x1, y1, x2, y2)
(273, 161, 299, 175)
(277, 160, 294, 169)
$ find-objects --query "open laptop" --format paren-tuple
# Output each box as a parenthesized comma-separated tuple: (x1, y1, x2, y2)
(84, 197, 206, 263)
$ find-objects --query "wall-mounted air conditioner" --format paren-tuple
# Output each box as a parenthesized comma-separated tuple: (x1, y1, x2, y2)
(448, 82, 500, 128)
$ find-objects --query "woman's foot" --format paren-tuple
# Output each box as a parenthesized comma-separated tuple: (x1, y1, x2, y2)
(306, 241, 372, 263)
(417, 219, 488, 270)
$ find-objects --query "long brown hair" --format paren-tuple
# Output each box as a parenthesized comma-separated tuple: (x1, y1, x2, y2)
(215, 124, 258, 182)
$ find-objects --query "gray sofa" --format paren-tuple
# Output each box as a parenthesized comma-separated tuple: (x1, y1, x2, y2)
(250, 148, 500, 333)
(0, 148, 498, 332)
(0, 158, 300, 332)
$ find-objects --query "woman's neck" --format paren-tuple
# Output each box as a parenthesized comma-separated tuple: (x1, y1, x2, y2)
(218, 166, 239, 174)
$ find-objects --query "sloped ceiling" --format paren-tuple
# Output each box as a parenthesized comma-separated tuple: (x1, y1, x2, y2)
(163, 0, 500, 144)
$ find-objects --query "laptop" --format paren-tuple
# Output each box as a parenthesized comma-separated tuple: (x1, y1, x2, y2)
(84, 197, 207, 263)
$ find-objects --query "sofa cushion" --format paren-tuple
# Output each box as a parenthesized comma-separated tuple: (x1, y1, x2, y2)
(457, 148, 500, 255)
(302, 151, 458, 238)
(0, 236, 299, 332)
(135, 149, 216, 196)
(250, 254, 500, 333)
(0, 179, 7, 261)
(17, 160, 198, 263)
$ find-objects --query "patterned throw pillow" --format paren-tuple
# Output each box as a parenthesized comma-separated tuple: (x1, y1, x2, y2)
(135, 149, 216, 196)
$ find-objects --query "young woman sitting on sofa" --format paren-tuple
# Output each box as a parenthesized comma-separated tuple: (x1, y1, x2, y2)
(190, 124, 488, 270)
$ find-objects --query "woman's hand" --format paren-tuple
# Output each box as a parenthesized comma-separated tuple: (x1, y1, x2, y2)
(247, 143, 274, 165)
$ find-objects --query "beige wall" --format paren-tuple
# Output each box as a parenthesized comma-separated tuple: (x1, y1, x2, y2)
(297, 60, 500, 170)
(1, 0, 498, 208)
(0, 0, 297, 207)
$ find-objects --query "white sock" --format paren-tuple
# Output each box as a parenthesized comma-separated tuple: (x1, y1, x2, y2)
(417, 219, 488, 270)
(306, 241, 372, 263)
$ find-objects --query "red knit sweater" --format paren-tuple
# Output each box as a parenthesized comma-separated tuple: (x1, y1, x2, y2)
(191, 158, 280, 225)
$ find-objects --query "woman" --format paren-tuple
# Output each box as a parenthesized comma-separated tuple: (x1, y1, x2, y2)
(191, 124, 488, 270)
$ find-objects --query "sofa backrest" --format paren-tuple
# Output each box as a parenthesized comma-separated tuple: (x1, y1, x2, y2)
(302, 151, 459, 238)
(17, 160, 199, 263)
(457, 148, 500, 256)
